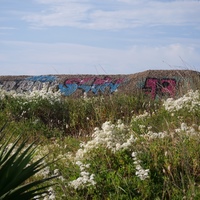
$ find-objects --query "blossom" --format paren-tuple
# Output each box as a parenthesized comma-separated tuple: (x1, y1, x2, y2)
(69, 162, 96, 189)
(163, 90, 199, 112)
(0, 87, 61, 103)
(143, 131, 167, 140)
(69, 160, 96, 190)
(69, 173, 96, 190)
(135, 168, 149, 180)
(131, 152, 137, 158)
(75, 120, 135, 160)
(133, 111, 150, 121)
(175, 123, 199, 136)
(131, 151, 149, 181)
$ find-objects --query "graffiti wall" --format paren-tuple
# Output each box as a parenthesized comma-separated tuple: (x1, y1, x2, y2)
(0, 75, 125, 97)
(0, 70, 199, 99)
(135, 70, 200, 99)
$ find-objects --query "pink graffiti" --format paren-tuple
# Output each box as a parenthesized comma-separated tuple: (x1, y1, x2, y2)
(65, 77, 123, 86)
(160, 79, 176, 97)
(93, 77, 112, 84)
(143, 78, 176, 99)
(65, 78, 92, 85)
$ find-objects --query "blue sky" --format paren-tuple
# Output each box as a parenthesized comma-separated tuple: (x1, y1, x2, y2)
(0, 0, 200, 75)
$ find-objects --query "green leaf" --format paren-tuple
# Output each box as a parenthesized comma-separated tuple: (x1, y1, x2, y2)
(0, 124, 57, 200)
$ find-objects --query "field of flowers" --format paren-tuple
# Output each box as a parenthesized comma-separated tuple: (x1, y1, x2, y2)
(0, 87, 200, 199)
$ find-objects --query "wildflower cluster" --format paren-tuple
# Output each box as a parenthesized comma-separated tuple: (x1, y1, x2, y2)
(175, 123, 200, 136)
(143, 130, 167, 140)
(0, 87, 61, 103)
(69, 161, 96, 190)
(75, 120, 136, 160)
(163, 90, 199, 112)
(133, 110, 150, 121)
(132, 152, 149, 180)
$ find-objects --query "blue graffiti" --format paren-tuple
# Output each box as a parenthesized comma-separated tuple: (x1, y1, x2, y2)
(109, 83, 121, 93)
(59, 84, 78, 96)
(91, 82, 121, 94)
(26, 75, 57, 82)
(79, 85, 91, 93)
(59, 77, 123, 96)
(59, 83, 121, 96)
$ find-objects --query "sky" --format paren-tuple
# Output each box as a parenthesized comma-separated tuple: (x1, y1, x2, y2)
(0, 0, 200, 75)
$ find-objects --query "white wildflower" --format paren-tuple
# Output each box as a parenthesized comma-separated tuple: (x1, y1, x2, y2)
(135, 169, 150, 180)
(163, 90, 199, 112)
(69, 170, 96, 190)
(175, 122, 199, 136)
(131, 151, 137, 158)
(131, 151, 149, 181)
(132, 110, 150, 121)
(75, 121, 135, 160)
(0, 86, 61, 103)
(69, 161, 96, 190)
(143, 131, 167, 140)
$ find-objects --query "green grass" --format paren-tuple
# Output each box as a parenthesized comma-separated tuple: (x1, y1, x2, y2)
(0, 89, 199, 199)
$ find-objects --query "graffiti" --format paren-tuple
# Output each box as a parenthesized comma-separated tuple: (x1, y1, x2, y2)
(0, 70, 199, 99)
(0, 75, 58, 93)
(1, 81, 17, 91)
(0, 75, 124, 96)
(26, 75, 57, 82)
(16, 81, 34, 93)
(59, 77, 124, 96)
(142, 78, 176, 99)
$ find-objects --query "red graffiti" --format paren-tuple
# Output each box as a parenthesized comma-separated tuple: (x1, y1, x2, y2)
(143, 78, 176, 99)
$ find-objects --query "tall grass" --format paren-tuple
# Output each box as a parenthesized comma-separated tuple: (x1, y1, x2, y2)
(0, 91, 158, 137)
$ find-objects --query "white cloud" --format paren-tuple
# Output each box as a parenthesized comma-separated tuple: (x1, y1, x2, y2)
(24, 0, 92, 27)
(22, 0, 200, 30)
(0, 40, 199, 75)
(1, 0, 199, 76)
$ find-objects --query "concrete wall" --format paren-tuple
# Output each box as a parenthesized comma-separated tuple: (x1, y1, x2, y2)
(0, 70, 199, 99)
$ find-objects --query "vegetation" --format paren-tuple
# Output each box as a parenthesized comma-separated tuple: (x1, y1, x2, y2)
(0, 88, 199, 199)
(0, 125, 57, 199)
